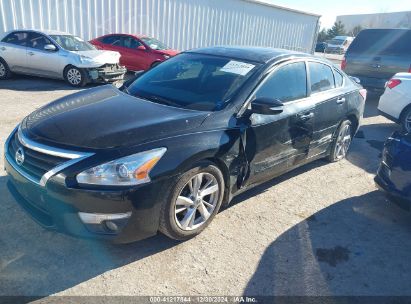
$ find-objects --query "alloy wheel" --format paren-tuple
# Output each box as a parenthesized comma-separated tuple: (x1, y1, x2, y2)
(0, 62, 5, 77)
(335, 124, 352, 160)
(174, 172, 220, 231)
(67, 68, 82, 85)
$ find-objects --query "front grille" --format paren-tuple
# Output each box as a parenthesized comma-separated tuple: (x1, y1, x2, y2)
(7, 132, 70, 182)
(97, 63, 122, 73)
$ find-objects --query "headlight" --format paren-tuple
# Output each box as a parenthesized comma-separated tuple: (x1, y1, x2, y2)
(163, 55, 170, 59)
(80, 55, 94, 64)
(76, 148, 166, 186)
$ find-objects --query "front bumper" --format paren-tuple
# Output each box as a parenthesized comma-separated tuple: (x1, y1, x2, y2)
(87, 64, 127, 83)
(4, 154, 169, 243)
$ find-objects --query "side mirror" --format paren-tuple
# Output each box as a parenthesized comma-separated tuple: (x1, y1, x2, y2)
(137, 45, 146, 50)
(44, 44, 57, 52)
(119, 71, 145, 91)
(251, 98, 284, 115)
(350, 76, 361, 84)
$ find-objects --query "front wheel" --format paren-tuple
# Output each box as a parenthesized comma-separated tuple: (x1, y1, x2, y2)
(328, 120, 353, 162)
(64, 66, 87, 87)
(159, 162, 225, 240)
(401, 107, 411, 133)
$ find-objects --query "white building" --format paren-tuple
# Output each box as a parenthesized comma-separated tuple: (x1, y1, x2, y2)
(337, 11, 411, 34)
(0, 0, 320, 53)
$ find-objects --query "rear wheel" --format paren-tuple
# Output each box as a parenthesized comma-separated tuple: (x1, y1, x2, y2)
(159, 162, 225, 240)
(401, 107, 411, 133)
(151, 61, 161, 69)
(64, 66, 87, 87)
(0, 59, 12, 80)
(328, 120, 353, 162)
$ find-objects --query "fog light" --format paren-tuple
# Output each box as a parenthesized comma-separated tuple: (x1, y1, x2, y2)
(104, 220, 119, 232)
(78, 212, 131, 235)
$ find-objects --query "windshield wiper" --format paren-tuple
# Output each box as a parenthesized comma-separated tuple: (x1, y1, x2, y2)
(140, 94, 180, 107)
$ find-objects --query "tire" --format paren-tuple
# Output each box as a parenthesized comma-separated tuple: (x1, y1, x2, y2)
(151, 61, 161, 69)
(400, 107, 411, 133)
(64, 66, 87, 87)
(0, 58, 12, 80)
(159, 162, 225, 240)
(328, 120, 353, 162)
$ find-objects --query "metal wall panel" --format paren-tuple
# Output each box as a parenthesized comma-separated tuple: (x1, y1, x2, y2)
(0, 0, 320, 53)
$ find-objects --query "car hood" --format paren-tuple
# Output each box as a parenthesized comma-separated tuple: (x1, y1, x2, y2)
(74, 50, 121, 64)
(22, 85, 208, 150)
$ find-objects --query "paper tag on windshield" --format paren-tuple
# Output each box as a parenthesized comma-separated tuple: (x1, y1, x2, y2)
(220, 61, 255, 76)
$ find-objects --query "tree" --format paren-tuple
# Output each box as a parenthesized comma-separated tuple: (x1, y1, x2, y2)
(317, 28, 329, 42)
(351, 25, 364, 37)
(327, 21, 346, 38)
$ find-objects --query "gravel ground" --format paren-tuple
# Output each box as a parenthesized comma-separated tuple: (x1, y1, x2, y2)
(0, 74, 410, 298)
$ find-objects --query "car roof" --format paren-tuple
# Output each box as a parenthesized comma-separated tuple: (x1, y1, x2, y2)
(187, 46, 313, 64)
(6, 29, 72, 36)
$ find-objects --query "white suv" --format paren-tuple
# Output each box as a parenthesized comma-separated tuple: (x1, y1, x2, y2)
(378, 73, 411, 132)
(0, 29, 126, 87)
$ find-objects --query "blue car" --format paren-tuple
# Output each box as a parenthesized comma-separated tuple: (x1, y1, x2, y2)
(375, 131, 411, 210)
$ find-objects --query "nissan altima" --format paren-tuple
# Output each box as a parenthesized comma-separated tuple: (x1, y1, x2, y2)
(4, 47, 366, 242)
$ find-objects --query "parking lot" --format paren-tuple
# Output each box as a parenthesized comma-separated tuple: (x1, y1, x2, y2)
(1, 75, 411, 297)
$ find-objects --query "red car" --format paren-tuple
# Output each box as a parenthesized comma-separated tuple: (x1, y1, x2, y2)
(90, 34, 179, 71)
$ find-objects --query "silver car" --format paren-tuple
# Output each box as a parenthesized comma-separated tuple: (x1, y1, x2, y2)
(0, 29, 126, 87)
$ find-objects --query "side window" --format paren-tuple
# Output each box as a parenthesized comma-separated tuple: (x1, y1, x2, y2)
(1, 32, 28, 46)
(334, 69, 344, 87)
(254, 61, 307, 102)
(27, 33, 53, 50)
(122, 37, 143, 49)
(101, 35, 121, 46)
(308, 62, 335, 93)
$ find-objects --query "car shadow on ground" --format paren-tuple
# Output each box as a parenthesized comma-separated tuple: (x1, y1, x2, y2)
(0, 74, 104, 92)
(243, 190, 411, 295)
(0, 175, 180, 296)
(363, 93, 382, 119)
(348, 122, 399, 174)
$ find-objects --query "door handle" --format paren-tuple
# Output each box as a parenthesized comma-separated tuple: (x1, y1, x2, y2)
(298, 112, 314, 121)
(28, 51, 35, 56)
(336, 97, 346, 104)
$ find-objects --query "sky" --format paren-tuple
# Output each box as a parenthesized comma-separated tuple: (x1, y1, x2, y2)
(264, 0, 411, 29)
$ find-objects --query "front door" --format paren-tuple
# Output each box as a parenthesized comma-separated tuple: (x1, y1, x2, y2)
(119, 36, 149, 71)
(25, 32, 66, 78)
(244, 60, 315, 186)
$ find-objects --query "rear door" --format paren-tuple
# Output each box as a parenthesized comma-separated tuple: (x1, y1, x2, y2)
(308, 61, 348, 157)
(344, 29, 411, 87)
(245, 60, 315, 186)
(0, 31, 29, 73)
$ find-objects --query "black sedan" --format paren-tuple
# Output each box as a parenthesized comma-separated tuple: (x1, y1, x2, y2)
(4, 47, 366, 242)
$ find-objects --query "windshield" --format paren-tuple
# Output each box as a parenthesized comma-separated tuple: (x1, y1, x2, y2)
(348, 29, 411, 55)
(50, 35, 96, 51)
(126, 53, 259, 111)
(141, 37, 170, 50)
(329, 39, 345, 46)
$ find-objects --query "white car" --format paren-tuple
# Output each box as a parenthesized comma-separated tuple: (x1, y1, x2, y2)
(0, 29, 126, 87)
(378, 73, 411, 132)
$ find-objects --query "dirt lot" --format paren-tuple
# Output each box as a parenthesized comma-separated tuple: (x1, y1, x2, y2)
(1, 75, 411, 298)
